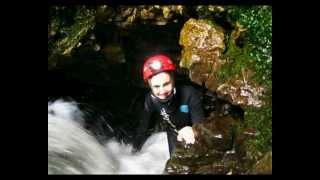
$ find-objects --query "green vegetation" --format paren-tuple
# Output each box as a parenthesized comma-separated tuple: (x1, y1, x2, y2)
(48, 6, 96, 68)
(222, 6, 272, 157)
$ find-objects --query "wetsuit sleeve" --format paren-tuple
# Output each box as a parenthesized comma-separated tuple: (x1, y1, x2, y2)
(189, 88, 205, 124)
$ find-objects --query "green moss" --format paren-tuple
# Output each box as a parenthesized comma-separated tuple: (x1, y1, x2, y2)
(226, 5, 272, 84)
(214, 6, 272, 157)
(244, 100, 272, 154)
(233, 6, 272, 156)
(48, 6, 96, 69)
(216, 31, 255, 85)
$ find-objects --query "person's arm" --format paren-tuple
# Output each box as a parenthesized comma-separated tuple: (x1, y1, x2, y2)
(189, 87, 205, 124)
(177, 87, 205, 144)
(133, 97, 154, 150)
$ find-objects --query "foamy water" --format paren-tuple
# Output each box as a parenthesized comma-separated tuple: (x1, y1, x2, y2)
(48, 99, 170, 174)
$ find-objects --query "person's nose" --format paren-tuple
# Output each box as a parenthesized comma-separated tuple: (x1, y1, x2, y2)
(159, 86, 166, 94)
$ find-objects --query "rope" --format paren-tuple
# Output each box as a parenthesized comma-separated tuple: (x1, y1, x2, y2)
(160, 108, 178, 134)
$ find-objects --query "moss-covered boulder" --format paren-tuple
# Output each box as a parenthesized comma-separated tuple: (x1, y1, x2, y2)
(175, 6, 272, 173)
(216, 69, 264, 108)
(179, 18, 225, 91)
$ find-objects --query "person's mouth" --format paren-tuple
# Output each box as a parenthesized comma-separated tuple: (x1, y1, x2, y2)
(159, 92, 171, 99)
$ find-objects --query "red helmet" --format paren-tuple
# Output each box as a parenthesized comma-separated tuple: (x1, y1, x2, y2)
(142, 54, 176, 81)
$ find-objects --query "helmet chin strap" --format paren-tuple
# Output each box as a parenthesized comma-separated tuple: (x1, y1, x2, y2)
(151, 88, 176, 103)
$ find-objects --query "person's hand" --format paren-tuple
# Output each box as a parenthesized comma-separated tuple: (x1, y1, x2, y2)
(177, 126, 195, 144)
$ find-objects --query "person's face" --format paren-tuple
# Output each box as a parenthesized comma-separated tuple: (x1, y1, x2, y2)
(148, 72, 174, 100)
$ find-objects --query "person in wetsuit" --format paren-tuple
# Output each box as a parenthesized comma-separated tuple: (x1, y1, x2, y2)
(134, 54, 205, 156)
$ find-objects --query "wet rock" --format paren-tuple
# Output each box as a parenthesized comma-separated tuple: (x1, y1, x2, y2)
(179, 18, 225, 92)
(112, 6, 186, 28)
(140, 5, 184, 25)
(250, 151, 272, 174)
(216, 69, 264, 108)
(48, 7, 96, 70)
(178, 18, 265, 109)
(165, 115, 243, 174)
(242, 128, 260, 137)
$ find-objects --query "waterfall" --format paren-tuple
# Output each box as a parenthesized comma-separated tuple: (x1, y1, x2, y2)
(48, 99, 170, 174)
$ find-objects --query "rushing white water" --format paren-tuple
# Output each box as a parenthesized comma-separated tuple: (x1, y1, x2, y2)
(48, 99, 85, 126)
(48, 99, 170, 174)
(104, 132, 170, 174)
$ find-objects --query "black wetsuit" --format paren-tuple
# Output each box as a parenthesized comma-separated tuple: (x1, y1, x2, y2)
(134, 85, 205, 155)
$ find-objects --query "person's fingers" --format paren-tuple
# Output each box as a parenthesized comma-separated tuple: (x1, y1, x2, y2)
(177, 126, 196, 144)
(185, 134, 195, 144)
